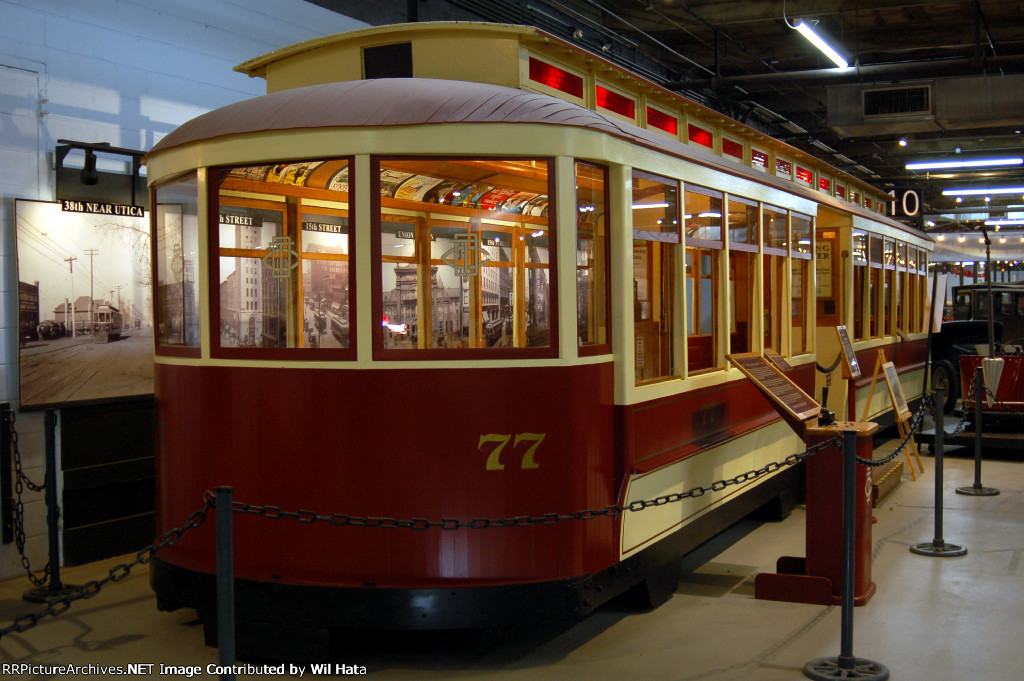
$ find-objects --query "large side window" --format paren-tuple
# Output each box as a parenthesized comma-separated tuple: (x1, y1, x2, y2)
(632, 169, 679, 384)
(374, 158, 554, 357)
(727, 195, 758, 355)
(883, 238, 896, 335)
(684, 185, 722, 373)
(791, 212, 813, 354)
(852, 231, 869, 340)
(762, 204, 787, 354)
(869, 235, 883, 337)
(212, 160, 354, 358)
(154, 172, 201, 353)
(907, 246, 920, 333)
(576, 162, 610, 354)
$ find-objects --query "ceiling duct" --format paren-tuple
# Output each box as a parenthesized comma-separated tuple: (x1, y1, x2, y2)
(828, 73, 1024, 138)
(863, 85, 932, 118)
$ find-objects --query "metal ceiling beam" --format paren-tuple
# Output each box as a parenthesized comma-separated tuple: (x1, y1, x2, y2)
(669, 53, 1024, 89)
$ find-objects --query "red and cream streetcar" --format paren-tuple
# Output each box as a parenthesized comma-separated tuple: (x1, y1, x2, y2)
(145, 22, 933, 646)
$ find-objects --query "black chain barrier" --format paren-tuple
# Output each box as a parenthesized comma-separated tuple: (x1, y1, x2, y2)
(5, 407, 49, 587)
(0, 434, 849, 639)
(982, 384, 1024, 419)
(229, 436, 842, 531)
(815, 353, 842, 374)
(855, 393, 932, 468)
(0, 500, 213, 639)
(933, 371, 979, 440)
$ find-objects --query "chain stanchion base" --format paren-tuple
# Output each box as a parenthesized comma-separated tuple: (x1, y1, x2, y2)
(804, 656, 889, 681)
(955, 484, 1000, 496)
(23, 584, 81, 604)
(909, 540, 967, 557)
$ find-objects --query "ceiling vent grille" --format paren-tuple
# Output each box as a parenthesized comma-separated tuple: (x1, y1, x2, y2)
(863, 85, 932, 117)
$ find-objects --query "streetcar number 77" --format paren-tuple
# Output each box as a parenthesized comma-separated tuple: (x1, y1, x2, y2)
(478, 433, 546, 470)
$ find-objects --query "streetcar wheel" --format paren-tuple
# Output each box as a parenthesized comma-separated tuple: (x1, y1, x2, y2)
(931, 360, 959, 413)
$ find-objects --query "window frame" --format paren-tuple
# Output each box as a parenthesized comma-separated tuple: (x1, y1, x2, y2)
(207, 161, 358, 361)
(576, 160, 612, 357)
(152, 171, 202, 358)
(370, 155, 559, 361)
(632, 168, 681, 385)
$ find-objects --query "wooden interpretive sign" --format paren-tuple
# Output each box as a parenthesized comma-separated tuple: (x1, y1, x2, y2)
(764, 349, 793, 372)
(835, 325, 861, 379)
(881, 360, 924, 478)
(881, 361, 910, 419)
(728, 353, 820, 433)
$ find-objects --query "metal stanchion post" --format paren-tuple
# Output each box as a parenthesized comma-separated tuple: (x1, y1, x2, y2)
(956, 367, 999, 496)
(24, 409, 79, 603)
(216, 486, 236, 681)
(911, 389, 967, 557)
(804, 430, 889, 681)
(1, 403, 13, 544)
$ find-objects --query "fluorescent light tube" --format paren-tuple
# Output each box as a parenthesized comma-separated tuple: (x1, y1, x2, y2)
(943, 186, 1024, 196)
(795, 20, 849, 68)
(907, 157, 1023, 170)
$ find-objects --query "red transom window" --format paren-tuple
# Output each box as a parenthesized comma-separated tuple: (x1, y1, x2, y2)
(688, 124, 713, 148)
(597, 86, 635, 118)
(646, 107, 678, 134)
(528, 57, 583, 98)
(722, 138, 743, 159)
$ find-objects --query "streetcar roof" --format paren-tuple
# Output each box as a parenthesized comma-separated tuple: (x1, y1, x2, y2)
(146, 77, 925, 239)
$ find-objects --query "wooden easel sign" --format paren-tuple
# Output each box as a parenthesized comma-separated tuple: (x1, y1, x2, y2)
(882, 362, 909, 418)
(881, 361, 924, 478)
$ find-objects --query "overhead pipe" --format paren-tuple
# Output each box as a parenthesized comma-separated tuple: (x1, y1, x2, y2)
(668, 54, 1024, 90)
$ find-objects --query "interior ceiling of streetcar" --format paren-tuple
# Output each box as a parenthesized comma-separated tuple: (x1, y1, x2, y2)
(304, 1, 1024, 234)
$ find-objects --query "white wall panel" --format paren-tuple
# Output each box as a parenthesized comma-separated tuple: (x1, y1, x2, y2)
(0, 0, 367, 580)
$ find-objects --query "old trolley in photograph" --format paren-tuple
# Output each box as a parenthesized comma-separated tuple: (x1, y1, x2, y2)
(146, 23, 933, 639)
(92, 302, 123, 342)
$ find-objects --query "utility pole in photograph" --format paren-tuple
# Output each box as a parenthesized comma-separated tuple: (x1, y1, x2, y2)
(85, 248, 99, 337)
(64, 256, 78, 337)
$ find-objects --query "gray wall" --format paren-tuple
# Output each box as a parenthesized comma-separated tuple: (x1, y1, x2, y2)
(0, 0, 366, 580)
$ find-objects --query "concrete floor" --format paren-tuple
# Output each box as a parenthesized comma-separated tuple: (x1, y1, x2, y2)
(0, 439, 1020, 680)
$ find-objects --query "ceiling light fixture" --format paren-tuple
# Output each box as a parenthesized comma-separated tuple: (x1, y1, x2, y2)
(942, 186, 1024, 196)
(985, 219, 1024, 227)
(793, 20, 849, 68)
(898, 137, 907, 147)
(906, 157, 1024, 170)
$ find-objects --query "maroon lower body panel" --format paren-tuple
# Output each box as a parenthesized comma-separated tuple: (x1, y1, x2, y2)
(154, 361, 616, 588)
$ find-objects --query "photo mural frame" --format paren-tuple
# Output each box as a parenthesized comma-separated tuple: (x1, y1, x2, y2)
(15, 199, 153, 409)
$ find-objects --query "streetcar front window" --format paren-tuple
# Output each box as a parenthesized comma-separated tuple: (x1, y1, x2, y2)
(576, 162, 609, 354)
(211, 159, 354, 357)
(374, 158, 554, 356)
(154, 172, 201, 352)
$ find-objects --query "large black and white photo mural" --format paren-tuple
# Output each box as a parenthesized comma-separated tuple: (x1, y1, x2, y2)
(15, 199, 153, 408)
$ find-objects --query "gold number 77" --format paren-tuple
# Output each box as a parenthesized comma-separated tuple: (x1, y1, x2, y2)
(478, 433, 546, 470)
